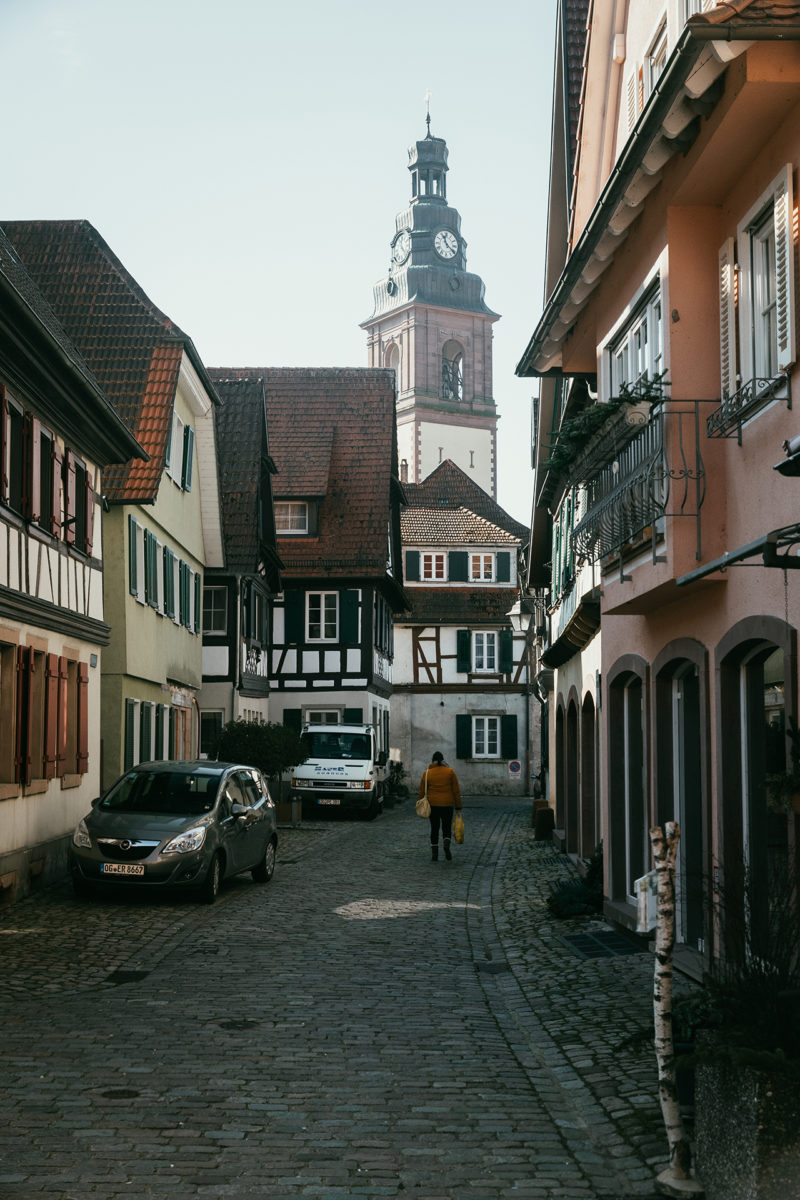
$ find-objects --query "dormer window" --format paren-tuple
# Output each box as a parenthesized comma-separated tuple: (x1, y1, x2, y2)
(275, 501, 309, 535)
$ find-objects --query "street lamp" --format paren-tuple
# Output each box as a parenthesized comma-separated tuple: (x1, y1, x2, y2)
(506, 596, 536, 636)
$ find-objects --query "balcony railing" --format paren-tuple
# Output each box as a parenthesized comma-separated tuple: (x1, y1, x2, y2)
(706, 375, 790, 443)
(570, 402, 705, 566)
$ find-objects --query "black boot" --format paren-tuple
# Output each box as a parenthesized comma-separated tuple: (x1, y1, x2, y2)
(431, 845, 438, 861)
(443, 839, 452, 861)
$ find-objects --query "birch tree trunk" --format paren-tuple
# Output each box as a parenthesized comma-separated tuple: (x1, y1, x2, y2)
(650, 822, 693, 1181)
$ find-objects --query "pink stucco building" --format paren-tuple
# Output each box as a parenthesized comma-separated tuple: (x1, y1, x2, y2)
(520, 0, 800, 971)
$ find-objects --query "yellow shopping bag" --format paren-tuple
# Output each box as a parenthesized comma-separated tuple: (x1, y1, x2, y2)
(453, 811, 465, 844)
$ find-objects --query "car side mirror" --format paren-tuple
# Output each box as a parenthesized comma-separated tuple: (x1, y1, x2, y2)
(377, 751, 388, 766)
(231, 803, 250, 822)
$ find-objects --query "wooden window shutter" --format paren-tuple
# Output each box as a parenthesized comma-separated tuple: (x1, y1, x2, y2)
(449, 551, 468, 581)
(56, 656, 69, 775)
(718, 237, 738, 397)
(64, 450, 77, 546)
(140, 702, 152, 762)
(340, 590, 359, 643)
(124, 698, 136, 770)
(168, 707, 177, 758)
(194, 572, 201, 634)
(43, 653, 59, 779)
(501, 714, 518, 760)
(284, 590, 304, 643)
(282, 708, 302, 732)
(405, 550, 420, 581)
(154, 703, 166, 759)
(343, 707, 363, 723)
(163, 546, 174, 617)
(50, 442, 63, 538)
(455, 714, 472, 759)
(15, 646, 33, 785)
(499, 629, 514, 675)
(626, 74, 636, 132)
(128, 515, 138, 595)
(84, 472, 94, 555)
(182, 425, 195, 491)
(456, 629, 472, 673)
(77, 662, 89, 773)
(496, 551, 511, 583)
(0, 384, 7, 503)
(25, 415, 41, 523)
(773, 164, 796, 367)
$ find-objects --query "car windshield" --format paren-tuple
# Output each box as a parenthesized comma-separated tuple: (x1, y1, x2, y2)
(305, 732, 371, 760)
(100, 770, 222, 815)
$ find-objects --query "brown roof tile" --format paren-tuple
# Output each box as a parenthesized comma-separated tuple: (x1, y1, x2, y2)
(402, 586, 518, 625)
(402, 506, 521, 546)
(403, 460, 529, 541)
(208, 367, 398, 581)
(2, 219, 217, 502)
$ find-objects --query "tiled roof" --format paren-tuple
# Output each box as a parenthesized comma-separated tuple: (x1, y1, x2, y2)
(401, 586, 518, 625)
(563, 0, 590, 182)
(211, 378, 271, 575)
(1, 220, 216, 503)
(694, 1, 800, 24)
(208, 367, 398, 581)
(403, 460, 529, 542)
(0, 226, 143, 466)
(402, 506, 521, 546)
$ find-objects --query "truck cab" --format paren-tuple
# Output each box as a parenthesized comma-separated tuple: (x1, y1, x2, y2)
(290, 723, 388, 819)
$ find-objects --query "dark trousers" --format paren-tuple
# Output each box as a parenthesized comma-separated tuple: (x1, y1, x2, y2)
(429, 806, 453, 845)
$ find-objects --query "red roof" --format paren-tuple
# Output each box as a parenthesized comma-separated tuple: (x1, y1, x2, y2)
(209, 367, 400, 582)
(2, 220, 216, 502)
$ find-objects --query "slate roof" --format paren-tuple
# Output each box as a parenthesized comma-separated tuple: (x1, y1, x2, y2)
(402, 460, 528, 544)
(403, 587, 516, 627)
(208, 367, 401, 586)
(211, 377, 280, 581)
(562, 0, 591, 185)
(0, 226, 143, 466)
(2, 219, 218, 503)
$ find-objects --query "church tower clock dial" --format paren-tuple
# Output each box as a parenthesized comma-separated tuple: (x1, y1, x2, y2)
(361, 114, 499, 498)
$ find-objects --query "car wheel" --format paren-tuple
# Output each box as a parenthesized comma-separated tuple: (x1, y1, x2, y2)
(200, 852, 223, 904)
(252, 837, 276, 884)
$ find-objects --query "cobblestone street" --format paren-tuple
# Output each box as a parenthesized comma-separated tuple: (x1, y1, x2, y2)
(1, 799, 669, 1199)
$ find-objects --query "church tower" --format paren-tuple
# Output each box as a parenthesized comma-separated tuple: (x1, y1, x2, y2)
(362, 117, 499, 497)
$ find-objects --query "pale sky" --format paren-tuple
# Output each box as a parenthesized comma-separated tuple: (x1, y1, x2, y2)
(3, 0, 556, 525)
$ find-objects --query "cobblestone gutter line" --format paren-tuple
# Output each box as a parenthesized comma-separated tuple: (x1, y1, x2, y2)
(466, 808, 667, 1198)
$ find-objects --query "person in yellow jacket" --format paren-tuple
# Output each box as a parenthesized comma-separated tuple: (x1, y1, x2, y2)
(419, 751, 462, 861)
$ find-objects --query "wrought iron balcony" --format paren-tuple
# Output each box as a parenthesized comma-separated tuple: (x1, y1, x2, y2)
(706, 375, 790, 443)
(570, 402, 705, 566)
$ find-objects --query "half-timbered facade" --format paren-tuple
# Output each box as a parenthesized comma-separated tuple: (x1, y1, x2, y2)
(392, 459, 530, 794)
(200, 376, 282, 750)
(0, 227, 142, 901)
(4, 221, 225, 789)
(209, 368, 406, 758)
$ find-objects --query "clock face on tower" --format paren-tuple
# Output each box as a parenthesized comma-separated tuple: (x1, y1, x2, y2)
(434, 229, 458, 259)
(392, 230, 412, 263)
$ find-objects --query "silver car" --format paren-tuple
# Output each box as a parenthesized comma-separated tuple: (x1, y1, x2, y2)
(70, 761, 277, 903)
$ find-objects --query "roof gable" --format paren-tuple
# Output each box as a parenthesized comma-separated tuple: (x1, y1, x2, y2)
(209, 367, 400, 581)
(403, 459, 529, 542)
(2, 219, 217, 502)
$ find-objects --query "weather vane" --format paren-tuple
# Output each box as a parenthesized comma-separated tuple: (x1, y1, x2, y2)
(425, 89, 432, 135)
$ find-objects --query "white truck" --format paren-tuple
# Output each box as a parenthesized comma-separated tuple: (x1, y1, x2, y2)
(289, 723, 388, 819)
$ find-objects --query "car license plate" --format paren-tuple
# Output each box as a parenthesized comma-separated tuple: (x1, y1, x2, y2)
(318, 798, 340, 806)
(101, 863, 145, 876)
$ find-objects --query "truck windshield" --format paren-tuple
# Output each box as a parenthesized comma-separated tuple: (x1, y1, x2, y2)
(306, 733, 370, 760)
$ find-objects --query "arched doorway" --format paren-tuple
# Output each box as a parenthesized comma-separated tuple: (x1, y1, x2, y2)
(566, 699, 579, 854)
(581, 693, 597, 858)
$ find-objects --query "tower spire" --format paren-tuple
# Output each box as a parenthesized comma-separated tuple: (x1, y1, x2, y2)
(425, 89, 432, 137)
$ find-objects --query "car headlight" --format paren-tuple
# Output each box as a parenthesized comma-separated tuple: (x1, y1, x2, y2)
(73, 818, 92, 849)
(163, 826, 207, 855)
